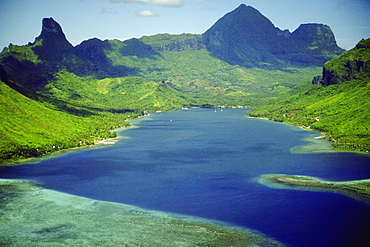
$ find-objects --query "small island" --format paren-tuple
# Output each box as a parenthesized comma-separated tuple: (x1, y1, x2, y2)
(259, 174, 370, 205)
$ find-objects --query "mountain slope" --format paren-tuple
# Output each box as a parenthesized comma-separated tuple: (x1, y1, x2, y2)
(102, 37, 321, 106)
(249, 39, 370, 152)
(203, 5, 282, 68)
(0, 78, 134, 163)
(0, 19, 323, 108)
(44, 69, 196, 112)
(203, 4, 344, 69)
(0, 66, 195, 163)
(32, 17, 75, 62)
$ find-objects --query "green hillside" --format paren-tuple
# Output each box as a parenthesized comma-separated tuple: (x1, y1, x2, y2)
(44, 70, 196, 112)
(104, 37, 321, 107)
(0, 79, 137, 163)
(0, 67, 198, 163)
(249, 39, 370, 152)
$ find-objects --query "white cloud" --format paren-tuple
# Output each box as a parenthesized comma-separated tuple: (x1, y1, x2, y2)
(106, 0, 183, 7)
(137, 9, 157, 16)
(151, 0, 183, 7)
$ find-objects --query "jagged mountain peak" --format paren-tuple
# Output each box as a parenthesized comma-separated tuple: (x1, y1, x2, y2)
(32, 17, 74, 62)
(202, 5, 282, 68)
(233, 4, 264, 16)
(208, 4, 275, 34)
(292, 23, 337, 43)
(203, 5, 344, 68)
(35, 17, 72, 47)
(41, 17, 63, 34)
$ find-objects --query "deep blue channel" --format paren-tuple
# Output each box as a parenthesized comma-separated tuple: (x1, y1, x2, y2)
(1, 108, 370, 246)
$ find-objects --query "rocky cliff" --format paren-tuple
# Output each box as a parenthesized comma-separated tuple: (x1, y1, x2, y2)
(278, 23, 344, 66)
(156, 36, 205, 51)
(139, 34, 205, 52)
(32, 17, 75, 63)
(319, 38, 370, 86)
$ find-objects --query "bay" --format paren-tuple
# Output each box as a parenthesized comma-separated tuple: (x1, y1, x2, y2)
(1, 108, 370, 246)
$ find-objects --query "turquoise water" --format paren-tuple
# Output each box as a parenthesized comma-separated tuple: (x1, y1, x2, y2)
(1, 108, 370, 246)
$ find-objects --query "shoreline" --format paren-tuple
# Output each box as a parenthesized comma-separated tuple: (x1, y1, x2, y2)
(247, 116, 337, 154)
(259, 174, 370, 205)
(0, 113, 152, 167)
(5, 110, 367, 167)
(0, 178, 284, 246)
(290, 137, 338, 154)
(247, 116, 369, 155)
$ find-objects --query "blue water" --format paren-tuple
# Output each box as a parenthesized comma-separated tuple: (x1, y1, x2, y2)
(1, 108, 370, 246)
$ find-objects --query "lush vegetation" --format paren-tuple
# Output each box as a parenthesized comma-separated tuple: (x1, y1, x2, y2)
(324, 39, 370, 75)
(105, 40, 321, 107)
(44, 70, 196, 112)
(3, 14, 368, 163)
(0, 65, 198, 163)
(249, 80, 370, 151)
(0, 48, 319, 163)
(0, 40, 42, 64)
(0, 79, 144, 163)
(249, 39, 370, 152)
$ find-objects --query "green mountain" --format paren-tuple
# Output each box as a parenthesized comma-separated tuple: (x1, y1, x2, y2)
(0, 77, 134, 162)
(101, 35, 322, 107)
(43, 70, 196, 112)
(249, 39, 370, 152)
(0, 5, 347, 162)
(0, 65, 196, 163)
(0, 17, 325, 108)
(203, 4, 344, 69)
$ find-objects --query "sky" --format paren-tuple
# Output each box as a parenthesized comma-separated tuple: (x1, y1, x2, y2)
(1, 0, 370, 51)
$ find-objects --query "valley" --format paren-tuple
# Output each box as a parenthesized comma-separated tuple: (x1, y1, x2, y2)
(0, 4, 368, 162)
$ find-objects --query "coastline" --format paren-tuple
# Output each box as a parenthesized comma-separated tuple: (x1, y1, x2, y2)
(0, 114, 152, 167)
(247, 116, 369, 155)
(6, 110, 366, 167)
(0, 178, 284, 246)
(259, 174, 370, 205)
(290, 136, 338, 154)
(247, 116, 337, 154)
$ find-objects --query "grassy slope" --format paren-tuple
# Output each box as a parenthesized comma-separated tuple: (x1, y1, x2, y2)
(0, 79, 135, 163)
(44, 70, 196, 112)
(0, 67, 196, 162)
(248, 40, 370, 153)
(250, 80, 370, 151)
